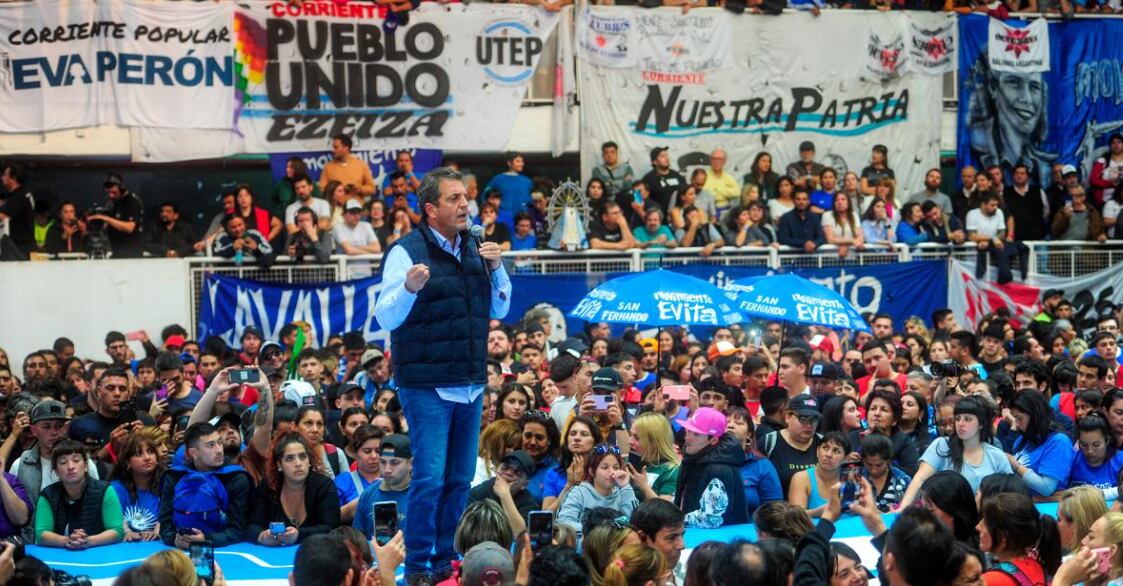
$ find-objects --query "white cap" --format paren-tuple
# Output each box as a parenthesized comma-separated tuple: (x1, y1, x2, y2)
(280, 380, 317, 406)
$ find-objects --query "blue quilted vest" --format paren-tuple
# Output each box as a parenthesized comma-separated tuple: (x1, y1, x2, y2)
(388, 225, 491, 388)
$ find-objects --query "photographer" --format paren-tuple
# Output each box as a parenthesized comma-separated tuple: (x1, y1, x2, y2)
(85, 174, 144, 259)
(42, 202, 86, 256)
(284, 207, 332, 263)
(213, 215, 276, 269)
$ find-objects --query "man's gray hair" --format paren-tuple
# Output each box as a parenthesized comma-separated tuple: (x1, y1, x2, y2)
(417, 166, 464, 217)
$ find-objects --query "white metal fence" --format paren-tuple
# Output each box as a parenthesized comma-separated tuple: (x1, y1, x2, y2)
(181, 241, 1123, 330)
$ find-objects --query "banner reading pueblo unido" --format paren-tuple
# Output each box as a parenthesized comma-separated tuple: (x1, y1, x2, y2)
(232, 1, 560, 153)
(577, 8, 944, 196)
(0, 0, 235, 132)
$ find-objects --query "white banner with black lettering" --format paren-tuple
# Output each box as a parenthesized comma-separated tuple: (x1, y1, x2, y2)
(908, 13, 957, 76)
(231, 2, 560, 154)
(987, 17, 1049, 73)
(577, 8, 944, 198)
(0, 0, 234, 132)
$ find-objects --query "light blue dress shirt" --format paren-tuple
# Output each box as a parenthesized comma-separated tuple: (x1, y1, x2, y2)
(374, 225, 512, 403)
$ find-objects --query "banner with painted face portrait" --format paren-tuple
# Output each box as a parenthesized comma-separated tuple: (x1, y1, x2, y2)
(578, 8, 944, 201)
(958, 14, 1123, 188)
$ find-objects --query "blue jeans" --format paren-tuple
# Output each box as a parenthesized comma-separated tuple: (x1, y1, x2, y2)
(399, 387, 482, 576)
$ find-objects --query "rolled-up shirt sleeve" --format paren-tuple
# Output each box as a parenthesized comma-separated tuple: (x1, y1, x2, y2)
(374, 246, 418, 331)
(491, 264, 512, 320)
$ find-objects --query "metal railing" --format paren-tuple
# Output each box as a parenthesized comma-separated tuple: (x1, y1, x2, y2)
(182, 241, 1123, 330)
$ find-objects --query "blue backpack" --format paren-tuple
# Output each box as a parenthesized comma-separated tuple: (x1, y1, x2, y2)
(171, 464, 244, 534)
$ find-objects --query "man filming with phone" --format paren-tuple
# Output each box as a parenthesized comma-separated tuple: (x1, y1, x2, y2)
(354, 434, 412, 542)
(577, 367, 630, 446)
(68, 366, 155, 462)
(139, 352, 203, 418)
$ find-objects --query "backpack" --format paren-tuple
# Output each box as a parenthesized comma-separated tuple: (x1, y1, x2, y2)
(989, 560, 1040, 586)
(172, 465, 244, 534)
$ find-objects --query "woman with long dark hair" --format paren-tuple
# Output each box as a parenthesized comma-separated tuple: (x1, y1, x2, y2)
(1007, 390, 1075, 498)
(768, 177, 796, 225)
(270, 156, 320, 214)
(818, 396, 863, 436)
(977, 492, 1062, 585)
(918, 470, 979, 547)
(1069, 414, 1123, 491)
(247, 432, 340, 546)
(111, 430, 166, 542)
(900, 396, 1010, 508)
(520, 410, 560, 506)
(742, 152, 781, 202)
(859, 433, 912, 513)
(899, 391, 931, 457)
(541, 416, 602, 512)
(725, 406, 782, 516)
(234, 185, 282, 244)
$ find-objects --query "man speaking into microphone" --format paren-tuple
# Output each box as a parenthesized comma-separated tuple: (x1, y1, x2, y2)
(374, 166, 511, 586)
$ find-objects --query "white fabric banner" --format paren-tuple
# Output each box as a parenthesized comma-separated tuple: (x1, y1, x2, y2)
(576, 6, 634, 68)
(988, 17, 1050, 73)
(232, 2, 559, 154)
(578, 8, 943, 197)
(908, 13, 957, 76)
(860, 16, 910, 83)
(947, 259, 1122, 334)
(0, 0, 234, 132)
(632, 10, 731, 84)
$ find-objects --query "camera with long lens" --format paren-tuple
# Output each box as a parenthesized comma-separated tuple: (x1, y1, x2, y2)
(930, 360, 963, 378)
(84, 202, 114, 258)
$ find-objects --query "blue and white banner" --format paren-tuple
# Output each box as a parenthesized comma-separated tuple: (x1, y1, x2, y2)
(268, 149, 443, 185)
(510, 261, 949, 341)
(199, 273, 389, 351)
(0, 0, 235, 132)
(578, 8, 945, 196)
(200, 261, 947, 351)
(958, 14, 1123, 188)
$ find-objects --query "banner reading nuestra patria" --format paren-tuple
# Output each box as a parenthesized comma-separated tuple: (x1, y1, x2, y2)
(577, 7, 945, 197)
(232, 1, 560, 153)
(0, 0, 235, 132)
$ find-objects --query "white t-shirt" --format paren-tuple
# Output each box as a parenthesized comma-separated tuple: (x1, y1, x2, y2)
(965, 207, 1006, 238)
(285, 198, 332, 226)
(820, 211, 862, 239)
(334, 221, 378, 253)
(1104, 200, 1122, 238)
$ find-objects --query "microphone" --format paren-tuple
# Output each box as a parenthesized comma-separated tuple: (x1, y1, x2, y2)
(468, 224, 492, 275)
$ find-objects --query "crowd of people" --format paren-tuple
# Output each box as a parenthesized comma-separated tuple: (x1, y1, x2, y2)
(0, 269, 1118, 585)
(4, 132, 1122, 283)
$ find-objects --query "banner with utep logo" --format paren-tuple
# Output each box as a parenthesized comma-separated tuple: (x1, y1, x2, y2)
(232, 1, 560, 153)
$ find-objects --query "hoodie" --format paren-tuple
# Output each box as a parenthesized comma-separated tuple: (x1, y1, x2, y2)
(675, 433, 747, 529)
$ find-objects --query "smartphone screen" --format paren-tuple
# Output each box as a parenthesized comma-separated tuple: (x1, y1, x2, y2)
(119, 400, 138, 423)
(528, 511, 554, 552)
(155, 385, 169, 402)
(662, 385, 691, 402)
(190, 542, 215, 582)
(839, 461, 861, 507)
(230, 369, 260, 384)
(373, 501, 398, 546)
(591, 394, 614, 410)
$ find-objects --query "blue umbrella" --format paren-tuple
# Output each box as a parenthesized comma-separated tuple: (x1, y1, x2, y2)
(726, 273, 870, 333)
(569, 268, 744, 326)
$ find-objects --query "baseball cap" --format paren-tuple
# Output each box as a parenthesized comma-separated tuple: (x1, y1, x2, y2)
(1042, 289, 1064, 302)
(360, 348, 384, 369)
(799, 140, 816, 152)
(29, 399, 69, 424)
(810, 335, 834, 355)
(499, 450, 534, 477)
(1062, 164, 1078, 176)
(676, 407, 727, 438)
(809, 362, 839, 381)
(639, 338, 658, 351)
(787, 394, 821, 418)
(649, 146, 669, 162)
(344, 199, 363, 212)
(461, 542, 515, 586)
(209, 412, 241, 431)
(707, 340, 738, 362)
(590, 367, 623, 391)
(280, 380, 317, 406)
(260, 341, 284, 360)
(164, 335, 186, 350)
(380, 434, 412, 459)
(555, 338, 588, 359)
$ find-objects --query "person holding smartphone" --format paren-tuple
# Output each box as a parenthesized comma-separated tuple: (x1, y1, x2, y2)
(247, 432, 340, 546)
(353, 434, 412, 541)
